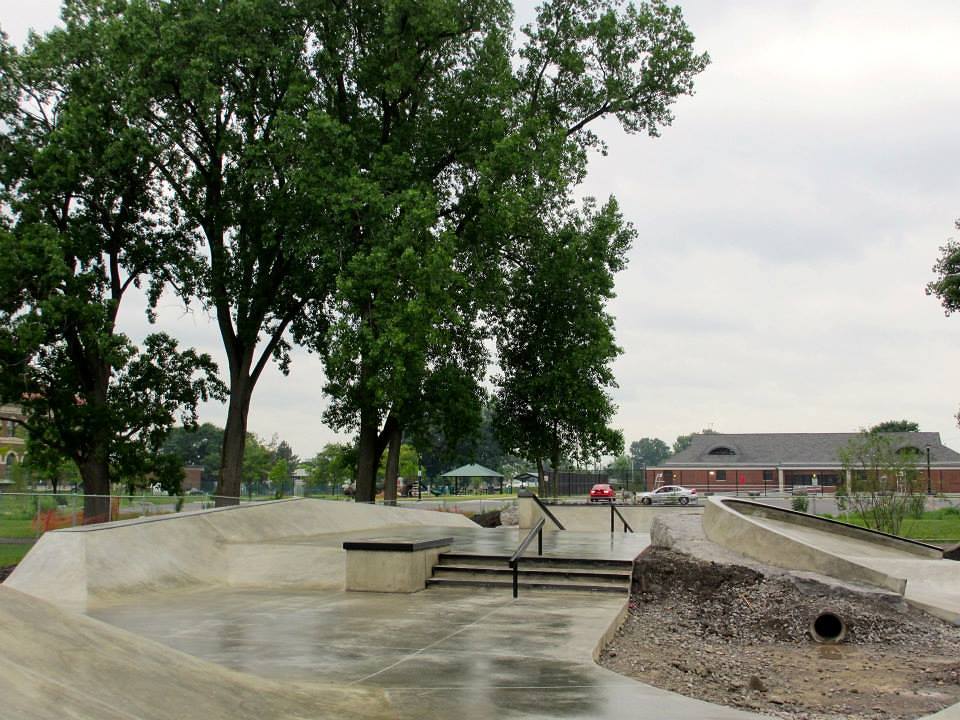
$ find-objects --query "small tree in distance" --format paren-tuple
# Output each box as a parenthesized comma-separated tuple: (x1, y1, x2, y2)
(839, 432, 922, 536)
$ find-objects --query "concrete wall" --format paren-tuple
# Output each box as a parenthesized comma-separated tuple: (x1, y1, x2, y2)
(518, 496, 702, 533)
(702, 497, 914, 594)
(6, 498, 475, 612)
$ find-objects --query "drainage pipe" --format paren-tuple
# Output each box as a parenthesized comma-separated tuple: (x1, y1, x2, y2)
(809, 610, 847, 643)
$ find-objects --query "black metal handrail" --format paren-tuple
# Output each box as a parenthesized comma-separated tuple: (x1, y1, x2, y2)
(530, 493, 565, 530)
(508, 517, 546, 598)
(610, 503, 634, 533)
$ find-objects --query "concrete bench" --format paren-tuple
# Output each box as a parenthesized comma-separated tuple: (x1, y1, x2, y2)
(342, 536, 453, 593)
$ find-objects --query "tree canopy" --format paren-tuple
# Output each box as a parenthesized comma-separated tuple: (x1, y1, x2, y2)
(869, 420, 920, 434)
(0, 18, 224, 519)
(630, 438, 672, 466)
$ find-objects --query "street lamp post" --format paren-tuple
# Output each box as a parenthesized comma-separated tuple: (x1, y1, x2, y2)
(926, 445, 932, 495)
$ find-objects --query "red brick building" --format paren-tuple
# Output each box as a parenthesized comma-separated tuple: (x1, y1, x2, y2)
(646, 432, 960, 494)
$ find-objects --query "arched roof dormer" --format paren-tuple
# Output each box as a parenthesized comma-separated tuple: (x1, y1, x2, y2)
(707, 446, 737, 456)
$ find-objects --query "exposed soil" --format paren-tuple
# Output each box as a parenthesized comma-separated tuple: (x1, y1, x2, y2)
(600, 548, 960, 719)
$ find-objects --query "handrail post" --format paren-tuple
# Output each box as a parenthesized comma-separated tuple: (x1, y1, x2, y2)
(512, 560, 518, 598)
(610, 503, 614, 533)
(537, 526, 542, 556)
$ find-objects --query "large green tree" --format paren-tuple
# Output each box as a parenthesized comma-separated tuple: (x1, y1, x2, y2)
(630, 437, 672, 466)
(109, 0, 353, 505)
(0, 19, 223, 521)
(315, 0, 708, 502)
(493, 200, 631, 494)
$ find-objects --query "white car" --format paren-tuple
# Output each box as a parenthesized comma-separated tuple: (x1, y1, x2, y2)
(637, 485, 698, 506)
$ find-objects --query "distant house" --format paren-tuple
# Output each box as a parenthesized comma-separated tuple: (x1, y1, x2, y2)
(646, 432, 960, 493)
(0, 404, 27, 489)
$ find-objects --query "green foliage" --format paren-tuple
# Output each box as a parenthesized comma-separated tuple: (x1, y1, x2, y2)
(839, 432, 923, 536)
(835, 485, 849, 513)
(672, 429, 717, 455)
(303, 443, 357, 491)
(493, 200, 630, 473)
(907, 493, 927, 520)
(0, 22, 226, 501)
(791, 495, 809, 513)
(630, 438, 671, 467)
(241, 434, 274, 493)
(162, 424, 224, 482)
(869, 420, 920, 433)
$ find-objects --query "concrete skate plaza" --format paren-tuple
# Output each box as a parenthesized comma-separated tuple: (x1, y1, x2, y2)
(4, 497, 960, 719)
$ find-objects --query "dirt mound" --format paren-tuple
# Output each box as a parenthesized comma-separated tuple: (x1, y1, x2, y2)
(601, 548, 960, 719)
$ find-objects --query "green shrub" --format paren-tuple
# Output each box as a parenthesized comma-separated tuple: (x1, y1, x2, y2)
(835, 486, 849, 513)
(791, 495, 809, 513)
(907, 493, 927, 520)
(941, 505, 960, 517)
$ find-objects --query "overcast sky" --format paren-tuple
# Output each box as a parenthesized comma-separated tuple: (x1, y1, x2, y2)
(4, 1, 960, 460)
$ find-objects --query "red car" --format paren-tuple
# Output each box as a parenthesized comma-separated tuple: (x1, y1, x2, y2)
(589, 483, 616, 503)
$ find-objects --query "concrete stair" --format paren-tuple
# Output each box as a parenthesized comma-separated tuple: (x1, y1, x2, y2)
(427, 552, 633, 594)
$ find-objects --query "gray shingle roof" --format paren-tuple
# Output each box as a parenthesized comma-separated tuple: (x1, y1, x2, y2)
(660, 432, 960, 467)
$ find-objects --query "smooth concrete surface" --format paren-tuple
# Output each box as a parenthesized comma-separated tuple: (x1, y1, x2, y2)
(0, 584, 387, 720)
(89, 584, 762, 720)
(519, 495, 704, 533)
(704, 497, 960, 623)
(6, 498, 476, 611)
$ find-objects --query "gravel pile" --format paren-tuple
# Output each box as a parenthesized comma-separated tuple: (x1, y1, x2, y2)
(601, 548, 960, 720)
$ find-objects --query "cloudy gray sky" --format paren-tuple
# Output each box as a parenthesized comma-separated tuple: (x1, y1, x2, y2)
(4, 1, 960, 459)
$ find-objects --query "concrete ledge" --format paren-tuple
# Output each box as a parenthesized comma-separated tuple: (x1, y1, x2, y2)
(703, 497, 910, 594)
(344, 538, 452, 593)
(343, 536, 453, 552)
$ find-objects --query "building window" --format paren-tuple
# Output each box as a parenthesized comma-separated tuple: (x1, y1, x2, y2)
(763, 470, 774, 482)
(708, 447, 736, 456)
(5, 420, 14, 438)
(716, 470, 726, 481)
(5, 453, 15, 466)
(663, 470, 674, 481)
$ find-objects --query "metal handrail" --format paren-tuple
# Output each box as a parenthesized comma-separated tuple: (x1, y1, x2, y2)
(530, 493, 565, 530)
(610, 503, 634, 533)
(508, 517, 546, 598)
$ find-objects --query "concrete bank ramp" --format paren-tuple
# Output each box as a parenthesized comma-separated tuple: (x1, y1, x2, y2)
(0, 584, 386, 720)
(6, 498, 475, 612)
(703, 496, 960, 623)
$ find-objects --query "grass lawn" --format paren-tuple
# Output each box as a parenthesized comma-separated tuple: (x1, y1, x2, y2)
(0, 543, 33, 567)
(828, 508, 960, 542)
(0, 518, 37, 539)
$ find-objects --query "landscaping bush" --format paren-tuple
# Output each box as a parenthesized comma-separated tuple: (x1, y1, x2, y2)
(907, 494, 927, 520)
(791, 495, 809, 513)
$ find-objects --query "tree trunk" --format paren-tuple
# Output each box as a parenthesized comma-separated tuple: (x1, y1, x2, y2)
(383, 419, 402, 505)
(216, 366, 254, 507)
(354, 412, 399, 503)
(536, 457, 546, 496)
(79, 456, 111, 525)
(550, 448, 561, 499)
(355, 407, 380, 503)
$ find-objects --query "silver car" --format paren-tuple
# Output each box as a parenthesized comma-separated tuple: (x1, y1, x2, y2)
(637, 485, 698, 506)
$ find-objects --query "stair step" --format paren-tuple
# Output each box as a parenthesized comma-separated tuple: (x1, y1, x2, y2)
(426, 578, 629, 594)
(437, 553, 634, 571)
(433, 565, 630, 584)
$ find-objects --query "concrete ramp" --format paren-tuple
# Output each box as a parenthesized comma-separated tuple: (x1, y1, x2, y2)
(703, 497, 960, 623)
(6, 498, 475, 612)
(0, 584, 386, 720)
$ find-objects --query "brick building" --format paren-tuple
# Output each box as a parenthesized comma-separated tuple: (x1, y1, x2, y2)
(0, 404, 27, 488)
(646, 432, 960, 494)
